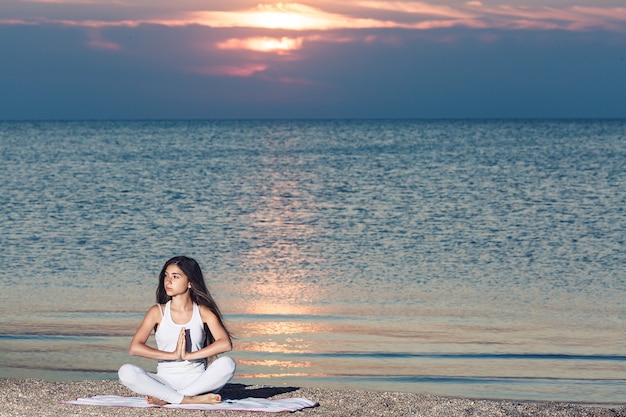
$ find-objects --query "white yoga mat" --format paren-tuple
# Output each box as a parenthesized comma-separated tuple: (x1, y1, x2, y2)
(63, 395, 318, 412)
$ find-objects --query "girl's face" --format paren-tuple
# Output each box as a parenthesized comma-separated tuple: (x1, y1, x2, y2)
(163, 264, 190, 297)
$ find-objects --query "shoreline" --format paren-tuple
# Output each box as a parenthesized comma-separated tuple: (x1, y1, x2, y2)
(1, 378, 625, 416)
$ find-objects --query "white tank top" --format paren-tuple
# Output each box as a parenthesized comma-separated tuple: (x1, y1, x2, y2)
(155, 301, 205, 354)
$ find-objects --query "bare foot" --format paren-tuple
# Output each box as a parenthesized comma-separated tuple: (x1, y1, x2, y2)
(146, 396, 168, 406)
(181, 393, 222, 404)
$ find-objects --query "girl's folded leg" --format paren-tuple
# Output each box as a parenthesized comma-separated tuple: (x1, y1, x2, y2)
(178, 356, 236, 396)
(118, 363, 184, 404)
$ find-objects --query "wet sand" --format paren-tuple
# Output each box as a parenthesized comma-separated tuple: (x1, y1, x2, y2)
(1, 378, 625, 416)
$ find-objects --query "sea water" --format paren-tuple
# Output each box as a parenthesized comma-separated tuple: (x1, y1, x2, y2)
(0, 119, 624, 405)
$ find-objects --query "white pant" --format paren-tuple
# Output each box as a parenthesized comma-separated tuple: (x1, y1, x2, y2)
(118, 356, 236, 404)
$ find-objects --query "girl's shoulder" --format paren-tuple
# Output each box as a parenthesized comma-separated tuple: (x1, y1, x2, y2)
(198, 304, 217, 321)
(146, 304, 165, 332)
(146, 303, 166, 320)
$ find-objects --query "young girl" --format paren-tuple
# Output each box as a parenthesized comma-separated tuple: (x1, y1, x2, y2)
(118, 256, 236, 405)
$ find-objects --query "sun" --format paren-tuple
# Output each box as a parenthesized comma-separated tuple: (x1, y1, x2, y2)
(254, 3, 329, 30)
(188, 3, 342, 31)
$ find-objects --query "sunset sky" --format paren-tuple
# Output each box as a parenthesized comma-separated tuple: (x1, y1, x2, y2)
(1, 1, 625, 119)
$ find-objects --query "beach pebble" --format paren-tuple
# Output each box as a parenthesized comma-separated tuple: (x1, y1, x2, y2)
(0, 378, 624, 417)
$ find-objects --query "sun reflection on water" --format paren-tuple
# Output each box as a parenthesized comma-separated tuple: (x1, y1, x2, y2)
(230, 152, 327, 317)
(239, 340, 312, 354)
(237, 321, 328, 336)
(237, 359, 311, 369)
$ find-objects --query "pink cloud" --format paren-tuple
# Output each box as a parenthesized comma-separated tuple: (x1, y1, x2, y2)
(86, 30, 122, 50)
(275, 76, 314, 85)
(191, 64, 268, 77)
(3, 2, 626, 34)
(23, 0, 129, 3)
(471, 4, 626, 31)
(182, 3, 414, 31)
(304, 34, 357, 43)
(86, 39, 122, 50)
(217, 37, 304, 54)
(356, 1, 476, 19)
(0, 19, 34, 25)
(478, 32, 499, 43)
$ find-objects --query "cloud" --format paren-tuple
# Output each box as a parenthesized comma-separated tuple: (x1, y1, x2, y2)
(217, 36, 304, 54)
(3, 1, 626, 33)
(191, 64, 268, 77)
(180, 3, 408, 31)
(3, 0, 626, 89)
(355, 1, 475, 19)
(86, 30, 122, 50)
(214, 33, 374, 54)
(465, 4, 626, 31)
(23, 0, 128, 3)
(275, 76, 314, 85)
(0, 19, 38, 25)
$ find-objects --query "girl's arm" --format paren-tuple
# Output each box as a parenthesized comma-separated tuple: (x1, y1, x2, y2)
(128, 305, 179, 361)
(182, 306, 232, 361)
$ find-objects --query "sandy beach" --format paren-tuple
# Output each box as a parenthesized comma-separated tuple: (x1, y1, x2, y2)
(1, 378, 624, 417)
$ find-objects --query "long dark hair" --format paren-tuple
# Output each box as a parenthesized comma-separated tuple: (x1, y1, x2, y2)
(156, 255, 232, 343)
